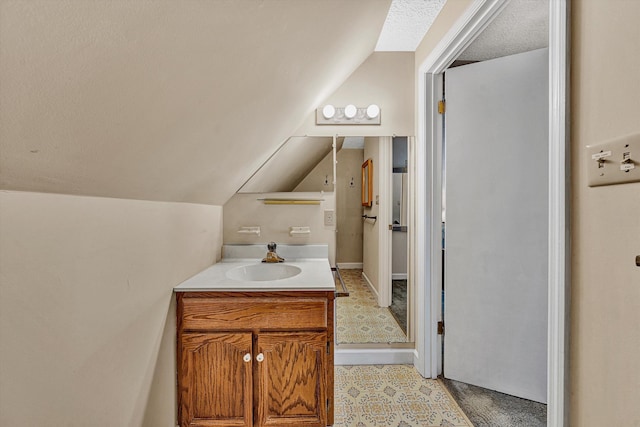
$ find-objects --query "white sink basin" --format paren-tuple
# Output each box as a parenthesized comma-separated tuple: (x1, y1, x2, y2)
(226, 263, 302, 282)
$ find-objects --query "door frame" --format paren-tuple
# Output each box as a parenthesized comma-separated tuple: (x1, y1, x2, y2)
(381, 136, 414, 339)
(378, 136, 393, 308)
(412, 0, 569, 426)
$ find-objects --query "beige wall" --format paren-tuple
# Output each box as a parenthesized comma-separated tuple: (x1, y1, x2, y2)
(223, 192, 336, 266)
(362, 137, 381, 293)
(571, 1, 640, 425)
(295, 52, 415, 137)
(294, 150, 334, 192)
(227, 51, 417, 269)
(336, 148, 364, 264)
(0, 191, 223, 426)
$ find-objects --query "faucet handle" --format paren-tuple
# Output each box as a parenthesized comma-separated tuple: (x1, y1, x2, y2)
(267, 242, 277, 252)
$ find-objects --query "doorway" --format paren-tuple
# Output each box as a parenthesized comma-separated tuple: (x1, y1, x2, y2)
(415, 0, 569, 426)
(334, 136, 415, 365)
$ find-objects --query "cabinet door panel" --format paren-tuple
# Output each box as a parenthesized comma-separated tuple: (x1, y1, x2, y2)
(179, 332, 253, 427)
(256, 332, 327, 427)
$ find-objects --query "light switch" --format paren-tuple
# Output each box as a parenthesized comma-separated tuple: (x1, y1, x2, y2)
(324, 209, 335, 226)
(586, 133, 640, 187)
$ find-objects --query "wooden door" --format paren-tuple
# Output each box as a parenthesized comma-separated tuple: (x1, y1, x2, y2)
(255, 332, 327, 427)
(179, 332, 253, 427)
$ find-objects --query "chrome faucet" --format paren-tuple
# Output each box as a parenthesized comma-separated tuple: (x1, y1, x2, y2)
(262, 242, 285, 263)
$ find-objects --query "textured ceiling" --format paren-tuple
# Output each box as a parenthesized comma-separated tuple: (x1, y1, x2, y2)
(375, 0, 447, 51)
(0, 0, 390, 205)
(458, 0, 548, 61)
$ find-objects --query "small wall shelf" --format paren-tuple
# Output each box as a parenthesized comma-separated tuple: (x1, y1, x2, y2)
(258, 198, 324, 205)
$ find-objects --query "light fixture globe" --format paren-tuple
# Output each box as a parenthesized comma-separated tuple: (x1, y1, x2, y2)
(366, 104, 380, 119)
(344, 104, 357, 119)
(322, 104, 336, 119)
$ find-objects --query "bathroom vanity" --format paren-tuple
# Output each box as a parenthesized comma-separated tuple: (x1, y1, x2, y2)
(174, 245, 335, 427)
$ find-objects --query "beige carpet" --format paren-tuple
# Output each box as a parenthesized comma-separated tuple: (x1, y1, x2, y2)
(335, 365, 473, 427)
(336, 269, 407, 344)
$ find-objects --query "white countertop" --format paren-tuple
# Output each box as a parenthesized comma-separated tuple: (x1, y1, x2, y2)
(174, 258, 335, 292)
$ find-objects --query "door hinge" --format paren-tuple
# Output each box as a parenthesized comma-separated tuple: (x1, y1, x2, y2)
(438, 99, 446, 114)
(327, 341, 331, 354)
(437, 321, 445, 335)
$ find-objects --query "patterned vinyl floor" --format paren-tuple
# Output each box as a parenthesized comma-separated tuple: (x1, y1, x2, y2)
(334, 365, 473, 427)
(336, 269, 407, 343)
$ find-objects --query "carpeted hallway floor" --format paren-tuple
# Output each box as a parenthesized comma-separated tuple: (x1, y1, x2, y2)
(442, 378, 547, 427)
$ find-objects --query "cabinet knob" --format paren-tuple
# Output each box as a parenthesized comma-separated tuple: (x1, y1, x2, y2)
(243, 353, 251, 363)
(256, 353, 264, 362)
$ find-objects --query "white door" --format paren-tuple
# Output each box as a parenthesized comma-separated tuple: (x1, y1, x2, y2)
(443, 48, 548, 403)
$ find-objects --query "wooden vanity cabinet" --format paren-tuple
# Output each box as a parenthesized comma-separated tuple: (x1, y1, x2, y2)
(177, 291, 335, 427)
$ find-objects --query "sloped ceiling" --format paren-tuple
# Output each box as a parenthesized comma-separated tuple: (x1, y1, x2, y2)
(0, 0, 391, 205)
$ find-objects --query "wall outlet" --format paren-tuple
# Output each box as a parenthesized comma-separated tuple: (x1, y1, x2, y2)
(324, 209, 335, 226)
(586, 133, 640, 187)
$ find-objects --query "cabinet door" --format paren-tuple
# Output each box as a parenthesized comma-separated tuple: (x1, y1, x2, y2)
(255, 332, 327, 427)
(179, 332, 253, 427)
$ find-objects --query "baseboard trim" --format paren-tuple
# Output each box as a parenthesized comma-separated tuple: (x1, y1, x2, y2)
(337, 262, 363, 270)
(361, 271, 380, 302)
(392, 273, 407, 280)
(335, 348, 415, 365)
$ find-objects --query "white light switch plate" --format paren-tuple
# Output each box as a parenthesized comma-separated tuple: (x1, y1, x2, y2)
(586, 133, 640, 187)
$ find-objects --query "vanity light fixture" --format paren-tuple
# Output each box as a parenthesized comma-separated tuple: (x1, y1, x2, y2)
(322, 104, 336, 119)
(315, 103, 382, 125)
(366, 104, 380, 119)
(344, 104, 357, 119)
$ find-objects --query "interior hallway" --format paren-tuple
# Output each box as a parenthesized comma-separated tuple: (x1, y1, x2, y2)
(336, 269, 406, 344)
